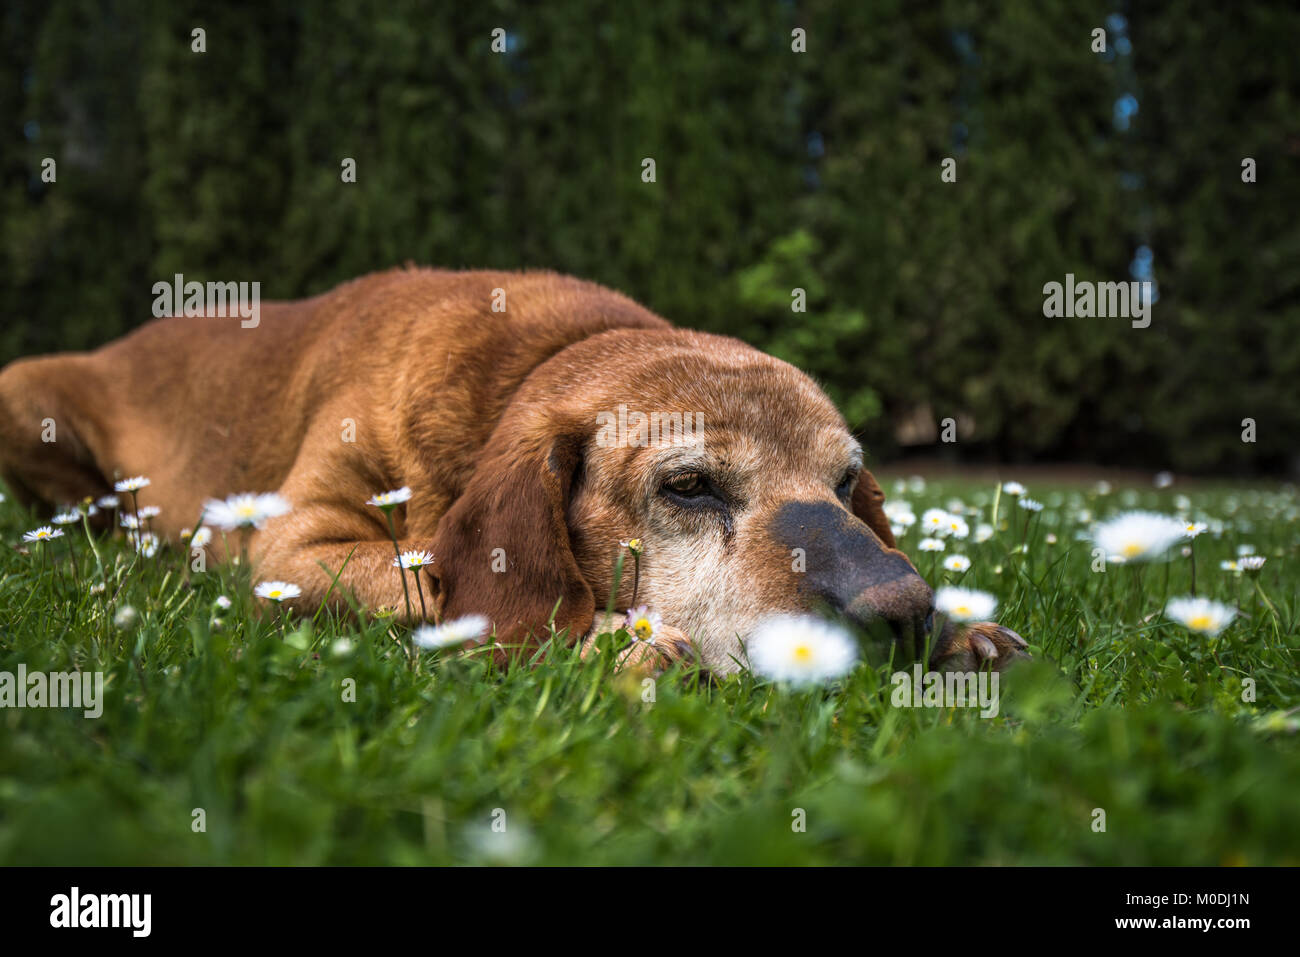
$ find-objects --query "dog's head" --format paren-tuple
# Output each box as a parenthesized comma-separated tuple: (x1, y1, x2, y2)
(430, 329, 934, 672)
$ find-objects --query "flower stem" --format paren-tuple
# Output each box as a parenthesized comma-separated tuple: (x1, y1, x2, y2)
(383, 511, 412, 621)
(412, 569, 429, 622)
(128, 490, 141, 551)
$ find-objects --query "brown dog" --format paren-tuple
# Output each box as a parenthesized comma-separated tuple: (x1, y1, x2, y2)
(0, 267, 1025, 674)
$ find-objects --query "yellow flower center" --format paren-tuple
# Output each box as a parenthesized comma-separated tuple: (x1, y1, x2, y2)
(1188, 615, 1212, 630)
(955, 605, 971, 616)
(632, 618, 652, 639)
(1122, 543, 1143, 557)
(792, 644, 812, 662)
(269, 590, 282, 599)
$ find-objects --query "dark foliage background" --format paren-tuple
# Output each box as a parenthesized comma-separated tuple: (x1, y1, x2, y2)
(4, 0, 1298, 473)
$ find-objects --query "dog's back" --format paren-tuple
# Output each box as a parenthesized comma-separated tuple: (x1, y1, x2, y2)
(0, 267, 669, 532)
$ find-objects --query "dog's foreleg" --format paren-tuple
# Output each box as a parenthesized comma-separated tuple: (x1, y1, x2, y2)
(252, 535, 438, 623)
(928, 620, 1029, 673)
(578, 612, 697, 675)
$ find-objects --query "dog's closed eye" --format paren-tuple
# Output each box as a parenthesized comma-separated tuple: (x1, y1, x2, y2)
(662, 470, 713, 501)
(835, 468, 859, 501)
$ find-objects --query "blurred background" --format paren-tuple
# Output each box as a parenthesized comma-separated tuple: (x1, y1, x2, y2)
(3, 0, 1298, 474)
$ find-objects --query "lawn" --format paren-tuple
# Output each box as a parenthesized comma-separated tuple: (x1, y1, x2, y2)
(0, 478, 1297, 865)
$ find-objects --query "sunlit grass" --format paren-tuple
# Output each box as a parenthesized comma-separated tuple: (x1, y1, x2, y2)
(0, 478, 1296, 864)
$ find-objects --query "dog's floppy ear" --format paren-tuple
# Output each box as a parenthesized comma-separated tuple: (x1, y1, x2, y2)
(430, 432, 594, 649)
(851, 469, 897, 548)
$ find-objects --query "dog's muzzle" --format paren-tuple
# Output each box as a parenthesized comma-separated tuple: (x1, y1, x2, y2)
(769, 500, 935, 657)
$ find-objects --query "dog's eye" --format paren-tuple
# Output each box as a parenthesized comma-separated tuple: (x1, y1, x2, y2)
(836, 470, 858, 499)
(663, 471, 709, 498)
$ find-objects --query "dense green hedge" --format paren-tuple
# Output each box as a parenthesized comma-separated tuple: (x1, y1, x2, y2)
(4, 0, 1297, 472)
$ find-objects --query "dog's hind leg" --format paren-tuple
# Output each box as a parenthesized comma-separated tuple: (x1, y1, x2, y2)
(0, 354, 113, 512)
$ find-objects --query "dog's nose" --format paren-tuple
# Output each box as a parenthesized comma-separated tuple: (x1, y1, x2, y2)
(769, 500, 934, 654)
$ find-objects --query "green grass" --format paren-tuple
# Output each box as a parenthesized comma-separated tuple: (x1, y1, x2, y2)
(0, 479, 1297, 865)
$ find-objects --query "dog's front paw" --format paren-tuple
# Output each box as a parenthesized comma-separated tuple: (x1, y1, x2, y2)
(582, 613, 696, 676)
(930, 621, 1029, 673)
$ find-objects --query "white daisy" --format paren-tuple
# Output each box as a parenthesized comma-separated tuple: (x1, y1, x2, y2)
(367, 487, 413, 509)
(1018, 497, 1045, 512)
(934, 586, 997, 622)
(135, 532, 160, 558)
(1183, 521, 1207, 538)
(884, 501, 916, 527)
(254, 580, 301, 602)
(96, 495, 120, 509)
(1219, 560, 1239, 573)
(624, 605, 663, 643)
(394, 549, 435, 569)
(974, 523, 995, 543)
(137, 505, 161, 520)
(918, 537, 945, 552)
(1238, 556, 1266, 572)
(1164, 597, 1236, 637)
(945, 515, 970, 539)
(114, 476, 151, 493)
(921, 508, 951, 535)
(745, 615, 857, 687)
(214, 595, 232, 610)
(203, 492, 291, 530)
(943, 555, 971, 572)
(1002, 481, 1026, 496)
(1091, 511, 1186, 563)
(1236, 544, 1256, 556)
(190, 526, 213, 548)
(413, 614, 490, 650)
(22, 526, 64, 543)
(50, 510, 82, 525)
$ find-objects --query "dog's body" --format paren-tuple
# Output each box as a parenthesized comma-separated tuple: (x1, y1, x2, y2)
(0, 267, 1025, 673)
